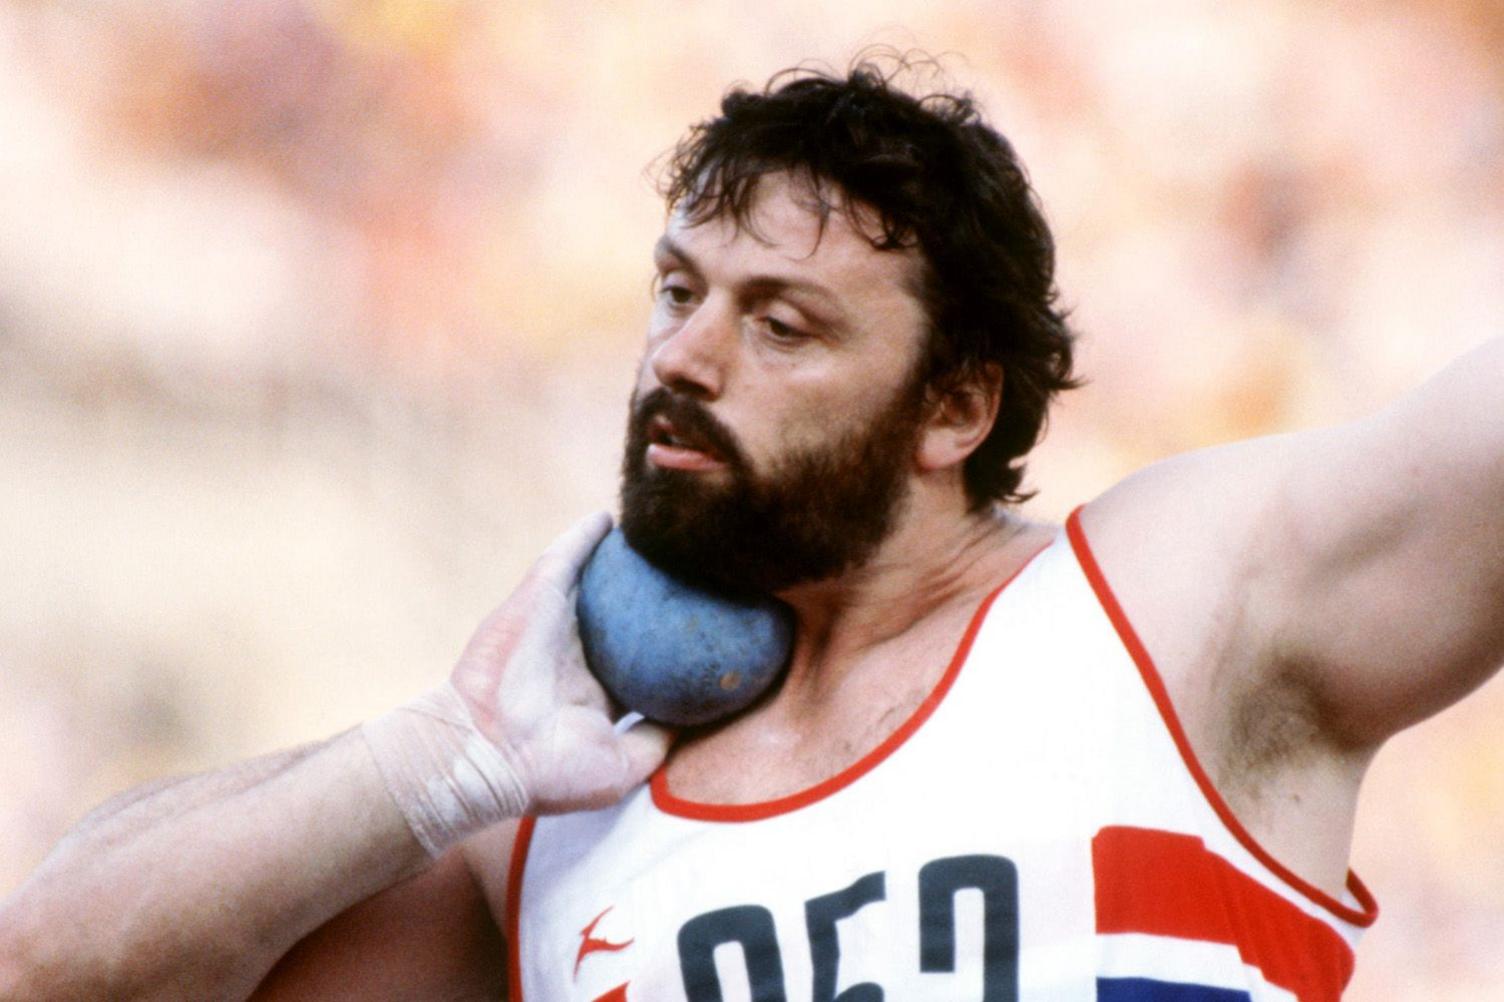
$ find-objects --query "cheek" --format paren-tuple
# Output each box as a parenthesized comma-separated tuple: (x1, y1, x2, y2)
(764, 392, 862, 456)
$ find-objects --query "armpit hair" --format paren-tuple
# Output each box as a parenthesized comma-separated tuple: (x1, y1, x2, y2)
(1214, 659, 1345, 808)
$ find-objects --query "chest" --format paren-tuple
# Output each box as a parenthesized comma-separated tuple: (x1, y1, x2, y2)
(515, 693, 1358, 1002)
(659, 690, 931, 807)
(519, 742, 1108, 1002)
(509, 535, 1370, 1002)
(661, 606, 980, 806)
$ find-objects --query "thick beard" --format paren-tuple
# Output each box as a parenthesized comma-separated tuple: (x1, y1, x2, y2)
(618, 380, 926, 595)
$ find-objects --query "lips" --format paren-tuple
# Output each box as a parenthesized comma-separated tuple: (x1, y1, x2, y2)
(648, 414, 721, 458)
(646, 414, 728, 471)
(631, 390, 740, 474)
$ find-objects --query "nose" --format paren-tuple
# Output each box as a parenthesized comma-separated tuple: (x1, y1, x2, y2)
(648, 298, 731, 400)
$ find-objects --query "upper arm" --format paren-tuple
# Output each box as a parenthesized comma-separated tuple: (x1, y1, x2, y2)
(251, 836, 510, 1002)
(1088, 335, 1504, 749)
(1268, 337, 1504, 739)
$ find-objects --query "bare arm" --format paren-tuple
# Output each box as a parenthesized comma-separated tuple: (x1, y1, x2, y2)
(243, 821, 521, 1002)
(0, 732, 423, 1001)
(1089, 335, 1504, 749)
(1269, 335, 1504, 740)
(249, 839, 508, 1001)
(0, 513, 669, 1001)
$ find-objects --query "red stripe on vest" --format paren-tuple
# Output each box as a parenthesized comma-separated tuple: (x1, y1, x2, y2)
(1093, 826, 1354, 1001)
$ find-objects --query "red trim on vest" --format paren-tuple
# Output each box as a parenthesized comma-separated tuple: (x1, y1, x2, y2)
(650, 542, 1050, 822)
(506, 815, 538, 1002)
(1094, 825, 1356, 1000)
(1067, 506, 1378, 928)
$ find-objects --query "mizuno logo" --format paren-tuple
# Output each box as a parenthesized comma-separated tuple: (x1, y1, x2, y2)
(575, 905, 635, 977)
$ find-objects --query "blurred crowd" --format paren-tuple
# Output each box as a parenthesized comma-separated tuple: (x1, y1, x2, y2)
(1, 1, 1501, 997)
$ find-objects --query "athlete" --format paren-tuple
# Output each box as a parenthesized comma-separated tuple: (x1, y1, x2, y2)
(3, 61, 1502, 1001)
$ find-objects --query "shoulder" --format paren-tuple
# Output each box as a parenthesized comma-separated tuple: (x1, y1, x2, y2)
(1068, 432, 1373, 778)
(1073, 435, 1312, 729)
(252, 845, 509, 1000)
(1071, 442, 1378, 889)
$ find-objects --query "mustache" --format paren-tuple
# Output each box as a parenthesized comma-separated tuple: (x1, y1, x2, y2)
(629, 387, 747, 469)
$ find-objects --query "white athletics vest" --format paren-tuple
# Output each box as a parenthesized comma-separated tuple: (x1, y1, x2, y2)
(507, 511, 1377, 1002)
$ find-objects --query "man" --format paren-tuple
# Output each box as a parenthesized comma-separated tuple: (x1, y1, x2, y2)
(2, 61, 1501, 1001)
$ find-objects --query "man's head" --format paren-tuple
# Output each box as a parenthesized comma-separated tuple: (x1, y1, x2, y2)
(620, 56, 1078, 592)
(660, 56, 1079, 508)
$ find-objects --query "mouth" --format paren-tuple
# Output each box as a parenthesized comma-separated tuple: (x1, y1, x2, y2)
(645, 414, 730, 472)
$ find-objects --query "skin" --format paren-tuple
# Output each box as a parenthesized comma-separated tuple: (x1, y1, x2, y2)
(2, 171, 1501, 999)
(637, 175, 1055, 803)
(0, 515, 666, 1001)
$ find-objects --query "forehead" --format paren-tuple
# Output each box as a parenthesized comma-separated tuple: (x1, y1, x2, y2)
(661, 173, 926, 319)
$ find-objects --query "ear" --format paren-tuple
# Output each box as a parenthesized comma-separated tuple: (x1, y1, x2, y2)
(916, 364, 1003, 474)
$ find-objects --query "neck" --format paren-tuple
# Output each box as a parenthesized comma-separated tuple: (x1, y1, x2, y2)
(660, 485, 1056, 804)
(770, 484, 1039, 702)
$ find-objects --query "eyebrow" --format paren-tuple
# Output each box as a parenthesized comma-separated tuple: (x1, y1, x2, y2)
(653, 234, 846, 318)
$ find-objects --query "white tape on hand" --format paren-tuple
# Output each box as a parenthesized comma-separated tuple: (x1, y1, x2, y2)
(361, 683, 529, 857)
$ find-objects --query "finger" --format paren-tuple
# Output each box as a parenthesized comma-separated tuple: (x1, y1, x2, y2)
(616, 720, 675, 789)
(533, 511, 613, 590)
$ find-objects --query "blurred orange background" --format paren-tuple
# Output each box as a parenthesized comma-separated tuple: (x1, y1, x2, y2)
(1, 2, 1501, 997)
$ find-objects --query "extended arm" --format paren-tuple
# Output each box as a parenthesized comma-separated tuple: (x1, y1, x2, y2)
(0, 513, 669, 1001)
(1257, 335, 1504, 740)
(1088, 334, 1504, 749)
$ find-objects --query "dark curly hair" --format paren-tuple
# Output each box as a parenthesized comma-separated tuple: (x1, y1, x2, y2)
(658, 55, 1080, 507)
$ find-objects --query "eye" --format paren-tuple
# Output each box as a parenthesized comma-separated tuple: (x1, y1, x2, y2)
(656, 278, 696, 309)
(761, 316, 809, 343)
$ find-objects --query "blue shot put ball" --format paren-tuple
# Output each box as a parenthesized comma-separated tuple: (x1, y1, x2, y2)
(576, 528, 794, 727)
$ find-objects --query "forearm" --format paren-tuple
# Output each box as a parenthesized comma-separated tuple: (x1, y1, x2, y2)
(0, 730, 426, 1002)
(64, 740, 324, 846)
(0, 513, 671, 1000)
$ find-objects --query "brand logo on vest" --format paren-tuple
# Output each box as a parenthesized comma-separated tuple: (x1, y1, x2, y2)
(575, 905, 635, 978)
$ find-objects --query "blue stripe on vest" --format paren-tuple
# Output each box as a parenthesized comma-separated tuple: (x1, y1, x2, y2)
(1097, 977, 1253, 1002)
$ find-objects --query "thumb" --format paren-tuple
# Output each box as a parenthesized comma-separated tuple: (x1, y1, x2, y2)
(617, 720, 675, 788)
